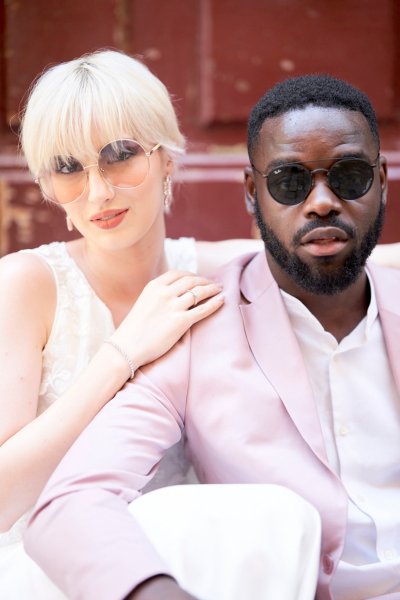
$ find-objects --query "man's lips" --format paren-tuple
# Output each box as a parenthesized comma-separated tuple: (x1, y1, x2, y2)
(300, 227, 349, 245)
(298, 226, 351, 257)
(90, 208, 128, 222)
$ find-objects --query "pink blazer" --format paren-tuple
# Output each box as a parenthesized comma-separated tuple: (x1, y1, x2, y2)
(25, 251, 400, 600)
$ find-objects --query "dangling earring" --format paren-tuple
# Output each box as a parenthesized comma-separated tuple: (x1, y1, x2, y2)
(66, 215, 74, 232)
(163, 175, 173, 214)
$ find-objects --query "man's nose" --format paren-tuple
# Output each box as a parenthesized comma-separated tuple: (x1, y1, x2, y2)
(85, 165, 114, 204)
(302, 172, 342, 217)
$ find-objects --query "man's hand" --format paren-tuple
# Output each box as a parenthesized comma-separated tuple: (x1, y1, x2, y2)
(126, 575, 198, 599)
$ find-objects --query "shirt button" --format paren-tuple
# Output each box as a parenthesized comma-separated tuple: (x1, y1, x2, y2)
(339, 425, 349, 436)
(322, 554, 334, 574)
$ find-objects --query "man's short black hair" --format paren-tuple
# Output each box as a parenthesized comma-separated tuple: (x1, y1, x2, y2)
(247, 74, 380, 160)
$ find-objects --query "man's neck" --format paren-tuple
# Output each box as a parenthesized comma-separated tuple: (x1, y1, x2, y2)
(267, 257, 370, 342)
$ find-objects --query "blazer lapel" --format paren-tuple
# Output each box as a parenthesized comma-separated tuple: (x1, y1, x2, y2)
(239, 252, 329, 464)
(368, 262, 400, 394)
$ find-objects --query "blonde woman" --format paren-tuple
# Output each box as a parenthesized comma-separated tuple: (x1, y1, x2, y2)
(0, 49, 262, 598)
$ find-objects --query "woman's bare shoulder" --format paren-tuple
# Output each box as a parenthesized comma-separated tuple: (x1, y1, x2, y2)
(0, 250, 55, 290)
(0, 251, 56, 334)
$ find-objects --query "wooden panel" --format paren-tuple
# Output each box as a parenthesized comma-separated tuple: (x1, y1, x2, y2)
(167, 154, 253, 241)
(201, 0, 396, 124)
(4, 0, 119, 128)
(127, 0, 201, 134)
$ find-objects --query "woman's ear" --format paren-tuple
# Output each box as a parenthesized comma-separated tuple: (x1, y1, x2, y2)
(160, 147, 174, 177)
(165, 157, 174, 176)
(244, 166, 256, 215)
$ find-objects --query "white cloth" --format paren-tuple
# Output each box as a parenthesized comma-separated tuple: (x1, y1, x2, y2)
(281, 271, 400, 600)
(0, 237, 197, 599)
(129, 484, 321, 600)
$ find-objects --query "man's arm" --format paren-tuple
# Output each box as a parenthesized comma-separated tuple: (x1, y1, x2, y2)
(24, 343, 192, 600)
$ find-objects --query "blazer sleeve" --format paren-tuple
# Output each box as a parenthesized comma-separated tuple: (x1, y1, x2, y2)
(24, 338, 190, 600)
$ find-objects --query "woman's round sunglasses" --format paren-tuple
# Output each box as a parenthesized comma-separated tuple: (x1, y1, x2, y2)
(36, 139, 161, 205)
(251, 156, 379, 206)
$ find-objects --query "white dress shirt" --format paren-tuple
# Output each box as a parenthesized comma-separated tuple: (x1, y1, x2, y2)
(281, 271, 400, 600)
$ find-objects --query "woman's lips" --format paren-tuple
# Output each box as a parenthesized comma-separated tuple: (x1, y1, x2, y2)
(90, 208, 128, 229)
(300, 227, 349, 257)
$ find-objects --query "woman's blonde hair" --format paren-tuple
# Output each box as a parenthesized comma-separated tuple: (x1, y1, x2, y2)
(20, 49, 185, 177)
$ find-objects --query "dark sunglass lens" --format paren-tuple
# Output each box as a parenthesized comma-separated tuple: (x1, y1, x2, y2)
(329, 159, 374, 200)
(267, 164, 311, 205)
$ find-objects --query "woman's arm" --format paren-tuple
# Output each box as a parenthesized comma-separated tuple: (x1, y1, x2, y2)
(370, 242, 400, 268)
(0, 255, 223, 530)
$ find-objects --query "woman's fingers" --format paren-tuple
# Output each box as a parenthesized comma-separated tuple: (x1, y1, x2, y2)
(168, 274, 216, 297)
(179, 283, 223, 309)
(146, 271, 222, 309)
(110, 270, 225, 370)
(184, 292, 225, 323)
(148, 270, 208, 288)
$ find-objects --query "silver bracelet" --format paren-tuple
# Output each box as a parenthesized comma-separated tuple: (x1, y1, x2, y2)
(104, 340, 136, 380)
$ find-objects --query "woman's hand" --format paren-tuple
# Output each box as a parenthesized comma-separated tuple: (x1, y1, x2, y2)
(108, 270, 224, 374)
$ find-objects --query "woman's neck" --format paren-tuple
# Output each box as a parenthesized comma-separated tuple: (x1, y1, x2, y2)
(67, 234, 167, 325)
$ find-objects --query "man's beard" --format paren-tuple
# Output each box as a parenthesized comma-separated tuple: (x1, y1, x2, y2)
(254, 193, 385, 296)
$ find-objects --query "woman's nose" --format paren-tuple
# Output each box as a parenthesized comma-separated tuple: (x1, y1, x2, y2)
(85, 166, 114, 204)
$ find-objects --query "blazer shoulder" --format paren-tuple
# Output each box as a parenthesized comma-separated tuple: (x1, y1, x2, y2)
(367, 259, 400, 285)
(367, 260, 400, 314)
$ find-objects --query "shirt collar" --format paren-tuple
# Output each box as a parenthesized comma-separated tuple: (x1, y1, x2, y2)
(280, 267, 378, 339)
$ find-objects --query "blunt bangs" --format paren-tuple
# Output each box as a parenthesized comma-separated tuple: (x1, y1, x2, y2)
(21, 50, 185, 177)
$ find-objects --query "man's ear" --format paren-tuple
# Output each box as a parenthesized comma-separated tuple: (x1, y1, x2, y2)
(378, 155, 388, 205)
(244, 166, 256, 215)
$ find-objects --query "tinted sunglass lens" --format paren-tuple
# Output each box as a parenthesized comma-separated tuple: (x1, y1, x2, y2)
(267, 164, 312, 205)
(99, 140, 149, 188)
(329, 159, 374, 200)
(39, 156, 86, 204)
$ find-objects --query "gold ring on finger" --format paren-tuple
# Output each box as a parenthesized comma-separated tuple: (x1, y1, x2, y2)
(187, 289, 198, 307)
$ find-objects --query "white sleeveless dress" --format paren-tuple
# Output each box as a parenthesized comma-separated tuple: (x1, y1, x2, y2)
(0, 237, 197, 600)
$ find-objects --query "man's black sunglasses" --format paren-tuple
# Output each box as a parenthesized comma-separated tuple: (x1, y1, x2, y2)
(251, 156, 379, 206)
